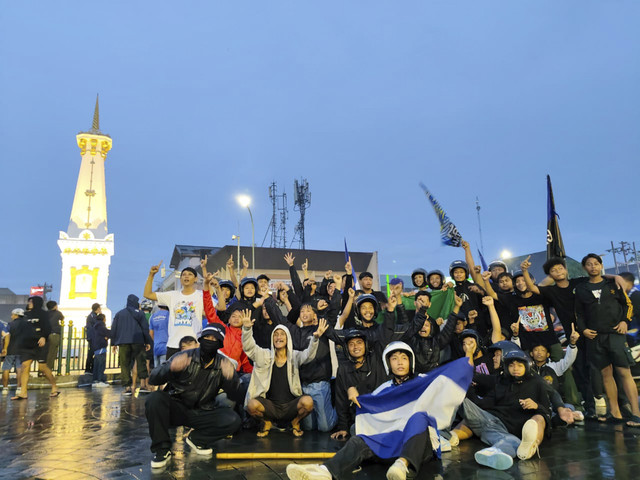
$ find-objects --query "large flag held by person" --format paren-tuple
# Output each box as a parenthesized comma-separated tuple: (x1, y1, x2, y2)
(419, 183, 463, 247)
(355, 357, 473, 459)
(546, 175, 566, 260)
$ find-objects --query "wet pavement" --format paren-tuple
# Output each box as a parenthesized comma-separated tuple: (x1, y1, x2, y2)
(1, 386, 640, 479)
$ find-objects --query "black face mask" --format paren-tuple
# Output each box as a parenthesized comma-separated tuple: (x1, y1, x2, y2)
(199, 338, 220, 363)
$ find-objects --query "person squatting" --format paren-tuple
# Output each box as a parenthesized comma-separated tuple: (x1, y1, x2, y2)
(138, 243, 638, 479)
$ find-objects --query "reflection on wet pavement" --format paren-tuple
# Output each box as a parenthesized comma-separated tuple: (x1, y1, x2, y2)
(2, 387, 640, 479)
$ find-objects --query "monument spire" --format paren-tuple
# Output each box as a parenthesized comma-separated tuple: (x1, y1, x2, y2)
(91, 94, 100, 133)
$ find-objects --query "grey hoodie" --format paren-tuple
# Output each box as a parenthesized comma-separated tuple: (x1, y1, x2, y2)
(241, 323, 319, 407)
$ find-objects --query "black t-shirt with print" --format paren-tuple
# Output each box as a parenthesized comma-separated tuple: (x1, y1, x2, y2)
(498, 292, 558, 351)
(538, 277, 588, 334)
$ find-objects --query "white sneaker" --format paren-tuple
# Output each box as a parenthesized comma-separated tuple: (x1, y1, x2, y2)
(286, 464, 332, 480)
(1, 389, 8, 396)
(439, 436, 452, 452)
(517, 419, 540, 460)
(185, 435, 213, 456)
(150, 450, 172, 468)
(449, 431, 460, 446)
(15, 387, 21, 395)
(386, 458, 409, 480)
(474, 447, 513, 470)
(94, 382, 109, 388)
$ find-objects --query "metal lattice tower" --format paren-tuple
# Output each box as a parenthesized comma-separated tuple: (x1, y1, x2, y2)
(262, 182, 289, 248)
(291, 178, 311, 250)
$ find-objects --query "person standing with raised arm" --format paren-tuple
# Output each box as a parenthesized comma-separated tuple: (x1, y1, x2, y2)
(144, 261, 204, 359)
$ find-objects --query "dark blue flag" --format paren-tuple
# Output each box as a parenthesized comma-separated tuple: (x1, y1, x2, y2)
(546, 175, 566, 259)
(419, 183, 463, 247)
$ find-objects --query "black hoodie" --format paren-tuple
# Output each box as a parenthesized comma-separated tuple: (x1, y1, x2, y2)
(111, 294, 152, 345)
(26, 296, 51, 342)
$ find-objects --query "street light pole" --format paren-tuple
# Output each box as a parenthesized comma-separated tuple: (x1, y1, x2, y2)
(231, 235, 241, 284)
(237, 194, 256, 277)
(247, 206, 255, 277)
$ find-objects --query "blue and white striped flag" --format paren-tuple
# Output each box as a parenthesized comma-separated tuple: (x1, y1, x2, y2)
(419, 183, 463, 247)
(355, 357, 473, 459)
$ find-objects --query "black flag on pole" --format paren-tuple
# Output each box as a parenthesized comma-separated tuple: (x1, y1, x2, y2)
(546, 175, 566, 259)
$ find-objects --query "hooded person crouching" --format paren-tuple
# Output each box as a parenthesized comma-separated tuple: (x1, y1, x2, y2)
(242, 309, 329, 438)
(145, 324, 243, 469)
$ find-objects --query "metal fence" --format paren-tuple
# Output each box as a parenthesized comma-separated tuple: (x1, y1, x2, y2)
(30, 320, 121, 374)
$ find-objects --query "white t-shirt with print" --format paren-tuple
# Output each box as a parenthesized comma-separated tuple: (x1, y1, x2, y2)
(155, 290, 204, 349)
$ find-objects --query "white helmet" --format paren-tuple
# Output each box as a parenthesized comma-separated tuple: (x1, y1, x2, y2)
(382, 341, 415, 375)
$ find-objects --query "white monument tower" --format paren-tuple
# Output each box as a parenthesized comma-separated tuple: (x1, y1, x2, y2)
(58, 96, 115, 324)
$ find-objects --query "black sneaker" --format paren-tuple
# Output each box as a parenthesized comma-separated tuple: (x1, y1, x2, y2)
(123, 388, 132, 396)
(186, 435, 213, 456)
(151, 450, 172, 468)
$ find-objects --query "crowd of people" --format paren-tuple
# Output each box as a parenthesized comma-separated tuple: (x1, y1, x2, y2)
(2, 242, 639, 479)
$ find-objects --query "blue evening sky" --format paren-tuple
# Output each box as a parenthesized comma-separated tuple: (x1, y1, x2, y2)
(1, 2, 639, 308)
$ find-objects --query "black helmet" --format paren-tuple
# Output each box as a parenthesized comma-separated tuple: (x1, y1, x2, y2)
(411, 268, 428, 288)
(239, 277, 258, 299)
(355, 294, 379, 322)
(219, 280, 236, 298)
(488, 260, 508, 273)
(343, 329, 368, 362)
(503, 350, 532, 379)
(449, 260, 469, 278)
(460, 329, 481, 347)
(487, 340, 521, 357)
(426, 269, 445, 289)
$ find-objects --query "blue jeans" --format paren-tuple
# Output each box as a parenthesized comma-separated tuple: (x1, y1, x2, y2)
(461, 399, 520, 458)
(153, 354, 166, 368)
(93, 353, 107, 383)
(301, 380, 337, 432)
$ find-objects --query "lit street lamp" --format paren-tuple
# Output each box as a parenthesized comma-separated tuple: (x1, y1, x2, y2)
(236, 195, 255, 277)
(500, 249, 512, 260)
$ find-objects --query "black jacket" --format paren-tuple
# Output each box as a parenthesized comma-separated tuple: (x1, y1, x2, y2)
(149, 347, 244, 410)
(469, 374, 551, 436)
(334, 345, 388, 432)
(401, 307, 461, 374)
(111, 294, 152, 346)
(25, 297, 51, 343)
(92, 319, 112, 350)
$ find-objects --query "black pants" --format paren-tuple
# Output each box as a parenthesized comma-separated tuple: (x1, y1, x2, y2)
(324, 432, 433, 478)
(145, 391, 241, 453)
(573, 336, 595, 412)
(85, 342, 94, 373)
(119, 344, 146, 387)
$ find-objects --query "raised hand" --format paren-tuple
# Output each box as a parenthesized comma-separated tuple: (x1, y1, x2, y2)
(226, 255, 234, 269)
(436, 317, 444, 326)
(345, 256, 353, 275)
(314, 317, 329, 338)
(461, 239, 470, 250)
(301, 258, 309, 272)
(200, 255, 208, 271)
(241, 309, 255, 329)
(569, 324, 580, 345)
(481, 271, 491, 282)
(511, 322, 520, 336)
(521, 255, 532, 271)
(317, 299, 328, 311)
(333, 273, 342, 286)
(284, 252, 295, 267)
(242, 255, 249, 270)
(324, 270, 333, 280)
(481, 296, 494, 307)
(387, 294, 398, 312)
(453, 294, 463, 312)
(150, 261, 163, 276)
(347, 288, 355, 300)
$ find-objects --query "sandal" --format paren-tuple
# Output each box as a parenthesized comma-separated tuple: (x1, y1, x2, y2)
(257, 422, 271, 438)
(50, 391, 60, 397)
(292, 426, 304, 437)
(626, 415, 640, 428)
(11, 396, 27, 401)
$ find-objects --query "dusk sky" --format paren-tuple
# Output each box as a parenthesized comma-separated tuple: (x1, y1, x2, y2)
(1, 2, 639, 309)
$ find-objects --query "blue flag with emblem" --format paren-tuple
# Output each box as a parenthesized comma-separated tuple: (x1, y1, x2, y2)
(355, 357, 473, 459)
(419, 183, 463, 247)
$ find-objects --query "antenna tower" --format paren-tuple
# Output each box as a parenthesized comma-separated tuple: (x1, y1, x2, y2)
(262, 182, 289, 248)
(291, 178, 311, 250)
